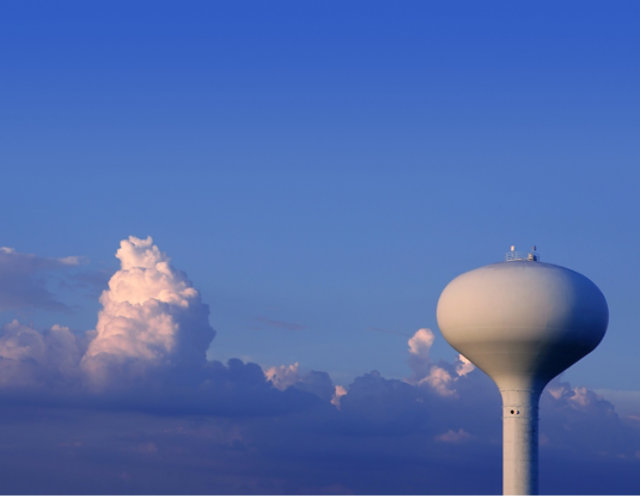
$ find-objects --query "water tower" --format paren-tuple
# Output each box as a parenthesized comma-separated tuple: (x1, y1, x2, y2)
(436, 247, 608, 495)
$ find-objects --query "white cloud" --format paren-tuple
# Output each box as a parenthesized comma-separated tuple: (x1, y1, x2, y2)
(420, 365, 456, 397)
(548, 384, 605, 409)
(455, 353, 475, 377)
(264, 362, 301, 390)
(569, 386, 592, 407)
(548, 385, 565, 400)
(408, 328, 434, 358)
(407, 328, 473, 397)
(407, 328, 435, 381)
(331, 384, 347, 409)
(81, 236, 214, 389)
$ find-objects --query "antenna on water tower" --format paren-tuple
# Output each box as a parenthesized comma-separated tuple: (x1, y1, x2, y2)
(436, 246, 608, 495)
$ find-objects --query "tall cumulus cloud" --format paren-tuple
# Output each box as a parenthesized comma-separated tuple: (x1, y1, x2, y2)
(81, 236, 214, 389)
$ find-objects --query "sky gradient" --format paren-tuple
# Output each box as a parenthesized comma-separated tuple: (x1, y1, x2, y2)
(1, 1, 639, 493)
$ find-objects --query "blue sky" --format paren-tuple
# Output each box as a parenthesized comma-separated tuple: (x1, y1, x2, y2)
(0, 1, 639, 493)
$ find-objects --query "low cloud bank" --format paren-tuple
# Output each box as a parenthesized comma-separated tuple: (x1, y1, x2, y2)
(0, 237, 637, 494)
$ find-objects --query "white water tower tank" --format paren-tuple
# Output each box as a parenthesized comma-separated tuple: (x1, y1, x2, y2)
(436, 248, 608, 495)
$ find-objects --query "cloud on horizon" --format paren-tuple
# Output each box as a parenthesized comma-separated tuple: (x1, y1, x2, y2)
(0, 236, 637, 494)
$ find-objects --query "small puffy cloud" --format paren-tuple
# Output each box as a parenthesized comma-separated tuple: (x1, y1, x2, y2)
(548, 383, 609, 410)
(331, 385, 347, 409)
(455, 353, 475, 377)
(407, 328, 435, 381)
(569, 386, 593, 407)
(420, 365, 456, 397)
(81, 236, 215, 389)
(265, 362, 336, 403)
(408, 327, 434, 358)
(264, 362, 301, 390)
(407, 328, 474, 397)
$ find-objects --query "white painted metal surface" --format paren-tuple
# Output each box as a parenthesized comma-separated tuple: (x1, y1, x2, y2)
(436, 258, 608, 495)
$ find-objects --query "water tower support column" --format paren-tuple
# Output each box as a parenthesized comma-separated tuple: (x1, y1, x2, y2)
(500, 388, 540, 495)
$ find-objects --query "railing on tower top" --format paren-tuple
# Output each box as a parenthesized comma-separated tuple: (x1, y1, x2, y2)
(505, 246, 539, 262)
